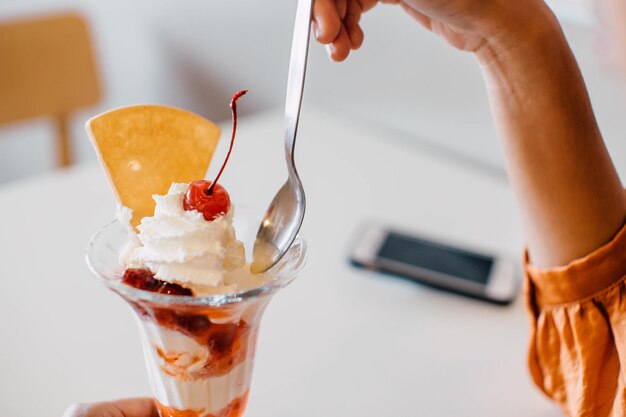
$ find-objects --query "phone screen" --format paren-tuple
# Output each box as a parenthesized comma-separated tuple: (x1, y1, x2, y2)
(377, 232, 493, 284)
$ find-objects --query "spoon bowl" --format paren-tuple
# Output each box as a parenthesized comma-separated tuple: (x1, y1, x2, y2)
(251, 175, 305, 273)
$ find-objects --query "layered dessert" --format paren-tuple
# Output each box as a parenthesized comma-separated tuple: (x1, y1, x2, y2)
(119, 182, 268, 417)
(87, 91, 293, 417)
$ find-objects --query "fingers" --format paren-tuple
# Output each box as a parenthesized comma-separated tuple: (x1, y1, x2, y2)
(336, 0, 348, 20)
(358, 0, 378, 13)
(345, 0, 365, 50)
(63, 398, 158, 417)
(314, 0, 369, 61)
(313, 0, 343, 44)
(326, 25, 352, 61)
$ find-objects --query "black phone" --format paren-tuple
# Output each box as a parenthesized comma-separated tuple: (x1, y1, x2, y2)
(350, 225, 519, 304)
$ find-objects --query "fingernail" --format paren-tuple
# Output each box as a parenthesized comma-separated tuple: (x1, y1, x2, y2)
(325, 44, 335, 60)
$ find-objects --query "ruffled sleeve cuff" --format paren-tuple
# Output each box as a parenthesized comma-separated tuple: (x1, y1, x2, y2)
(525, 221, 626, 307)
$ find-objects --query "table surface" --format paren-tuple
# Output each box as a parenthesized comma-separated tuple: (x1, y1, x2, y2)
(0, 106, 560, 416)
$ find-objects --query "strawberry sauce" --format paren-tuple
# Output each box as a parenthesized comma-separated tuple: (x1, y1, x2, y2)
(121, 268, 252, 378)
(155, 391, 249, 417)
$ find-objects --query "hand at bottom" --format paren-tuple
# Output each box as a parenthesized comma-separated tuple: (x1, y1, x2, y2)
(63, 398, 157, 417)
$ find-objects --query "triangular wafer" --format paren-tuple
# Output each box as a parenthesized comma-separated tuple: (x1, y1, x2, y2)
(87, 105, 221, 228)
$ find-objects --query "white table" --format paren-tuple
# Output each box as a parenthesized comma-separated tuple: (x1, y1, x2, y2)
(0, 107, 560, 416)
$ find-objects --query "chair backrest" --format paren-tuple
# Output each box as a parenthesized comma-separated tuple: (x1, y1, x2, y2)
(0, 13, 101, 166)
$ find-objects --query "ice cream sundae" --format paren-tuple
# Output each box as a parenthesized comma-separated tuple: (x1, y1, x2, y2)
(86, 91, 306, 417)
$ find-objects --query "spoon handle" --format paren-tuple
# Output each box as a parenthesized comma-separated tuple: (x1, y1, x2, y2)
(284, 0, 313, 168)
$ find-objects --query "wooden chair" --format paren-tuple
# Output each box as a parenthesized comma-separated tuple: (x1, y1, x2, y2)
(0, 13, 101, 167)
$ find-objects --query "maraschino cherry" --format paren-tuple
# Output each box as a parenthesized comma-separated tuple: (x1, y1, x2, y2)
(183, 90, 247, 221)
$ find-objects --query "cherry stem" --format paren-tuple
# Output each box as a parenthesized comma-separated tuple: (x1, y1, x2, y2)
(206, 89, 248, 195)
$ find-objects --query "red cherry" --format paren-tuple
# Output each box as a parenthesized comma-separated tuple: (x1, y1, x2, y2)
(183, 180, 231, 221)
(183, 90, 247, 222)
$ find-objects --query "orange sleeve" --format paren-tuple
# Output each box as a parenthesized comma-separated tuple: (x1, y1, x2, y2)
(525, 222, 626, 417)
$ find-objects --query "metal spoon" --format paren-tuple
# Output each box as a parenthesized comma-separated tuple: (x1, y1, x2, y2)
(251, 0, 313, 273)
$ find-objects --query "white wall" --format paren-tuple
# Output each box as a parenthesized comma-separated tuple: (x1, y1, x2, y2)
(1, 0, 625, 184)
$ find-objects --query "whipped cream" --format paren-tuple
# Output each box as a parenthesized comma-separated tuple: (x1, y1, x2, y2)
(121, 183, 247, 290)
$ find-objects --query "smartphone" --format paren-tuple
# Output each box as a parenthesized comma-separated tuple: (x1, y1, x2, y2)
(350, 225, 519, 304)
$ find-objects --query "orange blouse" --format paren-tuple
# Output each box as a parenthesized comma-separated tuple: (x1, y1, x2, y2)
(525, 222, 626, 417)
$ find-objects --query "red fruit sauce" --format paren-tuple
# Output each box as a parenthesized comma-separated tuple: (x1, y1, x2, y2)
(122, 268, 192, 296)
(121, 268, 251, 378)
(155, 392, 249, 417)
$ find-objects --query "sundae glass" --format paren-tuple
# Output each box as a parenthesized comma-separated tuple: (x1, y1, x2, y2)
(84, 92, 306, 417)
(86, 208, 306, 417)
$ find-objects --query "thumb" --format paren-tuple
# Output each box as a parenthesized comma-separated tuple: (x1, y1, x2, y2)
(63, 398, 158, 417)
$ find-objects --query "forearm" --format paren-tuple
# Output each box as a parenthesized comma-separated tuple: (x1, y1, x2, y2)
(476, 8, 625, 267)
